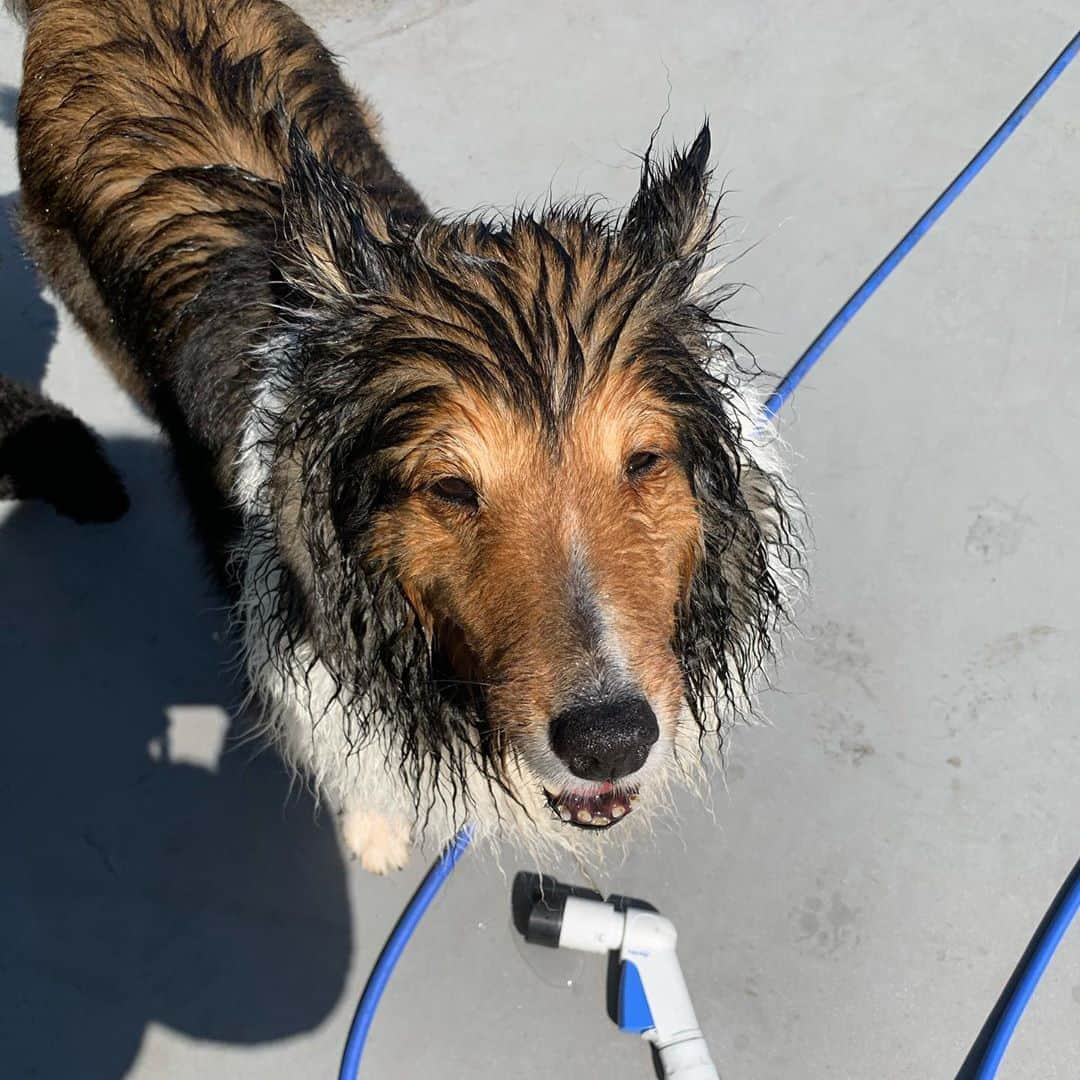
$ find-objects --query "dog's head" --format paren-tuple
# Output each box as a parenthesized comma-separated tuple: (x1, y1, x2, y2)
(263, 123, 800, 835)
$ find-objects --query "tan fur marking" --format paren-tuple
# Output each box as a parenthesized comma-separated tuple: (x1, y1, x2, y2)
(369, 364, 699, 749)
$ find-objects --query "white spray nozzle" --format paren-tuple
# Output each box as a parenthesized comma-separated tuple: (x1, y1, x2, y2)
(513, 873, 720, 1080)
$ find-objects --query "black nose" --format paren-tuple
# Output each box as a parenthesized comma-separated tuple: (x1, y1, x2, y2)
(549, 695, 659, 781)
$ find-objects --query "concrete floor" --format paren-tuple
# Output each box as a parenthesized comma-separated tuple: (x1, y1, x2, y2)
(2, 2, 1079, 1077)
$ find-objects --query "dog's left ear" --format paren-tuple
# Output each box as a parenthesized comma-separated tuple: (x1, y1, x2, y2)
(620, 122, 715, 273)
(279, 124, 393, 303)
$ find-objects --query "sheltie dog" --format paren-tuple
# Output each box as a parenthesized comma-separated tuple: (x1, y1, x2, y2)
(8, 0, 801, 871)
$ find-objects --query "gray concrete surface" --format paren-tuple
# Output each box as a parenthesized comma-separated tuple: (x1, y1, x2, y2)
(2, 2, 1079, 1077)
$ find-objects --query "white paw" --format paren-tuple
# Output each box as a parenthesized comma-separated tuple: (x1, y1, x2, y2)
(341, 809, 412, 875)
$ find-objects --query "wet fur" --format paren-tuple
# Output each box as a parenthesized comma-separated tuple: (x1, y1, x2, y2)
(10, 0, 802, 864)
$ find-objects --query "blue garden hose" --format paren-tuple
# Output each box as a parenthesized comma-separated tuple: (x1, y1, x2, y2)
(339, 27, 1080, 1079)
(959, 858, 1080, 1079)
(761, 28, 1080, 423)
(338, 824, 474, 1080)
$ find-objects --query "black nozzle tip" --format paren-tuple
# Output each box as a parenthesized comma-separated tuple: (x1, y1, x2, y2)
(511, 872, 603, 948)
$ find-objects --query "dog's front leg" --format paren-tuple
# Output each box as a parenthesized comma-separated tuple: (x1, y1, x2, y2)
(340, 806, 412, 875)
(259, 682, 414, 874)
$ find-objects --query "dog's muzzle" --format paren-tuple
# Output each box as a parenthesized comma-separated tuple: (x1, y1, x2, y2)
(543, 693, 657, 828)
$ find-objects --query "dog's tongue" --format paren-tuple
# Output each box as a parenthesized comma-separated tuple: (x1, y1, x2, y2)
(546, 780, 637, 828)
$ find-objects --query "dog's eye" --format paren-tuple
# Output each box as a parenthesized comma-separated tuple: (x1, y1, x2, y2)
(626, 451, 662, 478)
(430, 475, 479, 509)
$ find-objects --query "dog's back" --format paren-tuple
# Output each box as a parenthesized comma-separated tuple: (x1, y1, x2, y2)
(12, 0, 426, 563)
(14, 0, 424, 425)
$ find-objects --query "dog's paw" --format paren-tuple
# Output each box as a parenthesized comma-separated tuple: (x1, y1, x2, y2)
(341, 809, 412, 875)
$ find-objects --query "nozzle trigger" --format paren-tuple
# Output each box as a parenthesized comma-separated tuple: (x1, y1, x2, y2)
(617, 960, 655, 1035)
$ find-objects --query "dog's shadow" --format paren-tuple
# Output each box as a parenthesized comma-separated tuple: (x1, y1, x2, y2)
(0, 87, 57, 388)
(0, 85, 351, 1078)
(0, 439, 352, 1078)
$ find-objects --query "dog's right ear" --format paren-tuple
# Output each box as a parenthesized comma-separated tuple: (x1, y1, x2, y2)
(279, 124, 392, 303)
(620, 122, 715, 273)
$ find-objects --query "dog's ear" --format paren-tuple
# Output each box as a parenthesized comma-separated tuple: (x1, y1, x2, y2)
(671, 382, 791, 728)
(620, 122, 715, 272)
(279, 124, 392, 302)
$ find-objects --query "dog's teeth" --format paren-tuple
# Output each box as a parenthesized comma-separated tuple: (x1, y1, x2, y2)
(628, 793, 639, 804)
(576, 809, 592, 824)
(611, 804, 626, 818)
(559, 808, 572, 822)
(592, 815, 610, 826)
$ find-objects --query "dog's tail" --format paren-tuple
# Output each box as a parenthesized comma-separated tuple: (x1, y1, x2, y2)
(0, 375, 129, 523)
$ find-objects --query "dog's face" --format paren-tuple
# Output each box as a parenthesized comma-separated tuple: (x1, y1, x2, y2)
(368, 364, 701, 827)
(275, 124, 797, 832)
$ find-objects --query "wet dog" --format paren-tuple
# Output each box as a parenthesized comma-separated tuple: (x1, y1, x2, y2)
(9, 0, 801, 871)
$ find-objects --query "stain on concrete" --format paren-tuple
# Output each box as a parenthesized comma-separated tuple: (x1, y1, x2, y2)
(817, 709, 876, 766)
(964, 499, 1032, 562)
(793, 890, 861, 956)
(807, 621, 878, 700)
(938, 625, 1061, 739)
(980, 625, 1057, 668)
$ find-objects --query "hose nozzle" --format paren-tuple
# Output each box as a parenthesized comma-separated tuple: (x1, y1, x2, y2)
(512, 873, 720, 1080)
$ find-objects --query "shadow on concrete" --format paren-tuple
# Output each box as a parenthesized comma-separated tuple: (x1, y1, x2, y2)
(0, 442, 352, 1079)
(0, 84, 56, 388)
(0, 198, 57, 386)
(0, 83, 350, 1080)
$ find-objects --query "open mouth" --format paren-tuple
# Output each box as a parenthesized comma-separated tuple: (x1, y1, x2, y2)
(544, 781, 638, 829)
